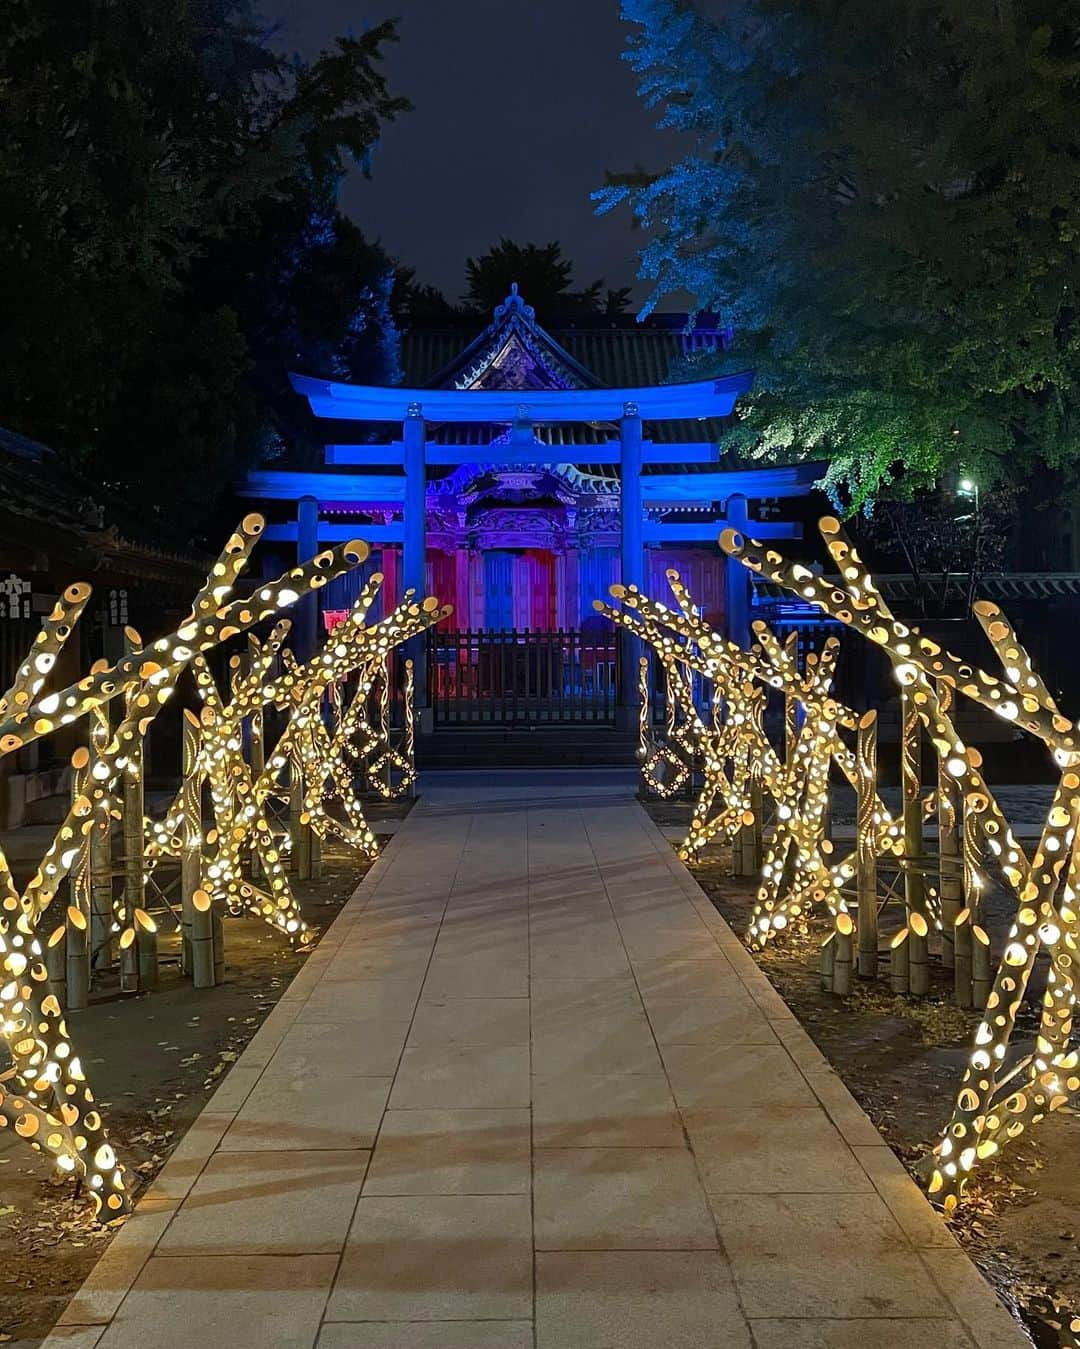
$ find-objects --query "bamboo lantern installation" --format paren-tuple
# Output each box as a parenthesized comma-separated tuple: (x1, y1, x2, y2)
(715, 516, 1080, 1210)
(601, 511, 1080, 1213)
(0, 513, 448, 1222)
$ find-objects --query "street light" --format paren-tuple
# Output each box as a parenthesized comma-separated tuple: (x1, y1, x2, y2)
(956, 476, 980, 519)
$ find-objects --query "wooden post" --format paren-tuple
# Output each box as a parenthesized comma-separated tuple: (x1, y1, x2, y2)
(89, 702, 114, 972)
(901, 685, 927, 995)
(855, 710, 879, 978)
(66, 751, 92, 1011)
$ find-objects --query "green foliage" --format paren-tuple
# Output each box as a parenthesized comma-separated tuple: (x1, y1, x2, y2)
(0, 0, 407, 527)
(598, 0, 1080, 509)
(463, 240, 631, 318)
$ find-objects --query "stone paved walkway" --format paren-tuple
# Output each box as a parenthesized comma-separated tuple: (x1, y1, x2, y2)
(46, 770, 1026, 1349)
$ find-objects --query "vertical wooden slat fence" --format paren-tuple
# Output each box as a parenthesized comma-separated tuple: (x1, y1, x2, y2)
(429, 627, 618, 725)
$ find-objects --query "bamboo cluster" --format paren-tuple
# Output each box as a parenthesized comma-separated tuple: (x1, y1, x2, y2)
(0, 516, 448, 1221)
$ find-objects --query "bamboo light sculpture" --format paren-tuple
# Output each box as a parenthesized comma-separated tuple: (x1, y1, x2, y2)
(596, 573, 905, 950)
(0, 515, 370, 1218)
(717, 515, 1080, 1209)
(146, 574, 447, 958)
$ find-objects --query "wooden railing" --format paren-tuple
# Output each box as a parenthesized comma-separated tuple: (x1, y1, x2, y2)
(429, 627, 618, 725)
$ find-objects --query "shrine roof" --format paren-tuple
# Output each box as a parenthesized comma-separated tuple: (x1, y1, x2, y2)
(401, 304, 732, 392)
(0, 426, 210, 588)
(290, 287, 749, 455)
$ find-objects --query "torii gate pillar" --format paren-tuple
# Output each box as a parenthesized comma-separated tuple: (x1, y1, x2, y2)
(724, 494, 752, 648)
(403, 404, 430, 725)
(618, 405, 644, 728)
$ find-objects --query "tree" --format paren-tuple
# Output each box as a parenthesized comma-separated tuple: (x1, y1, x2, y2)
(462, 240, 631, 319)
(597, 0, 1080, 510)
(0, 0, 407, 527)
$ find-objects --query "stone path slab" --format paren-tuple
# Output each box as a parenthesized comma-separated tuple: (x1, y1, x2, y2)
(45, 769, 1027, 1348)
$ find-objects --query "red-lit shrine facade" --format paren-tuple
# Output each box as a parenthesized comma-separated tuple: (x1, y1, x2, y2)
(239, 287, 818, 722)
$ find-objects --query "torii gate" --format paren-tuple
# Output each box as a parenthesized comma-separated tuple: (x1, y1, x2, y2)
(240, 367, 819, 726)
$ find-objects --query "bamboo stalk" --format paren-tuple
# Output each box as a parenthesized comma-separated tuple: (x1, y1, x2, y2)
(972, 923, 992, 1009)
(936, 680, 963, 971)
(820, 932, 836, 993)
(290, 758, 311, 880)
(88, 703, 114, 972)
(953, 907, 973, 1008)
(212, 904, 226, 985)
(66, 752, 92, 1011)
(784, 630, 799, 766)
(890, 927, 910, 995)
(191, 888, 216, 989)
(404, 658, 416, 798)
(856, 710, 879, 979)
(45, 923, 66, 1006)
(120, 629, 145, 993)
(136, 910, 158, 992)
(901, 685, 928, 995)
(180, 710, 201, 978)
(909, 911, 929, 997)
(833, 913, 854, 996)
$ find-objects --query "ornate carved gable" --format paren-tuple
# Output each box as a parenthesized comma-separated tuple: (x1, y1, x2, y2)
(433, 284, 600, 394)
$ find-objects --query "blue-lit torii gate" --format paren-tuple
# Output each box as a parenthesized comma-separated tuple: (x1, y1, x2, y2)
(240, 370, 818, 729)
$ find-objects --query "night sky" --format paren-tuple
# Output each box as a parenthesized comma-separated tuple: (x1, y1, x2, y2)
(268, 1, 685, 306)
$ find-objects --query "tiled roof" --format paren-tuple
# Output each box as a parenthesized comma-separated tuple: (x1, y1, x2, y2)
(400, 308, 734, 460)
(401, 316, 728, 390)
(0, 426, 210, 587)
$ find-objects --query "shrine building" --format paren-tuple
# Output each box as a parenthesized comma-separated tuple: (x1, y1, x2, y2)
(238, 286, 819, 735)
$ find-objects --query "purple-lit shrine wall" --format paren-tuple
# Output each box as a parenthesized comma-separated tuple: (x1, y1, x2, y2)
(242, 286, 817, 656)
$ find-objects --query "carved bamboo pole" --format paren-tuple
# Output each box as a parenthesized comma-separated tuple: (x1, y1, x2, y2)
(890, 927, 910, 995)
(901, 684, 927, 995)
(290, 753, 312, 880)
(955, 795, 979, 1007)
(833, 912, 854, 996)
(937, 682, 963, 971)
(45, 917, 66, 1006)
(180, 710, 201, 977)
(88, 702, 114, 972)
(784, 630, 799, 767)
(404, 658, 416, 799)
(378, 654, 392, 794)
(190, 888, 216, 989)
(65, 751, 92, 1011)
(119, 631, 146, 993)
(820, 931, 836, 992)
(856, 710, 879, 979)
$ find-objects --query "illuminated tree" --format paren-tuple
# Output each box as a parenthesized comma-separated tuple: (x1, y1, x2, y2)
(598, 0, 1080, 508)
